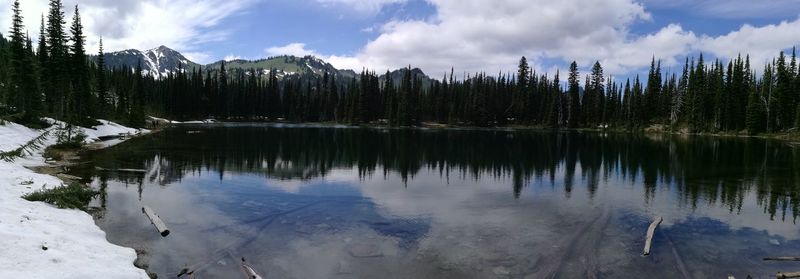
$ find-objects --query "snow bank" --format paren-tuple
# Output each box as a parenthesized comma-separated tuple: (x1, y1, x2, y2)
(148, 115, 216, 124)
(0, 120, 149, 279)
(83, 119, 149, 143)
(0, 121, 44, 152)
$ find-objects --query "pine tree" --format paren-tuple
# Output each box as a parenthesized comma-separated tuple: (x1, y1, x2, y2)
(567, 61, 581, 128)
(96, 38, 109, 113)
(69, 5, 92, 123)
(36, 15, 48, 96)
(129, 62, 145, 127)
(513, 56, 530, 122)
(7, 0, 42, 121)
(746, 85, 766, 134)
(7, 0, 26, 115)
(589, 61, 605, 125)
(0, 33, 7, 109)
(46, 0, 68, 117)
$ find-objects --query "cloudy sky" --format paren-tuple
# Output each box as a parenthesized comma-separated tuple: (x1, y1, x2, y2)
(1, 0, 799, 77)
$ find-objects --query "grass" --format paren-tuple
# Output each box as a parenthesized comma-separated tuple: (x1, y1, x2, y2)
(23, 183, 99, 210)
(42, 146, 65, 161)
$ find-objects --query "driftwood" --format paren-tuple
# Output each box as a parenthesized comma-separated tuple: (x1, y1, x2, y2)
(96, 167, 147, 173)
(142, 206, 170, 237)
(241, 258, 263, 279)
(777, 272, 800, 279)
(643, 216, 663, 256)
(765, 257, 800, 261)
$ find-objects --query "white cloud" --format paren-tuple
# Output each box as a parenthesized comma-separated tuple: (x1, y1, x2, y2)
(315, 0, 800, 76)
(697, 18, 800, 66)
(183, 52, 213, 64)
(0, 0, 255, 55)
(325, 0, 664, 74)
(265, 43, 319, 57)
(223, 54, 242, 61)
(315, 0, 407, 16)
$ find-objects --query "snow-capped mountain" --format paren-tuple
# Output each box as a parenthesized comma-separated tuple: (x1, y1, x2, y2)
(100, 46, 200, 78)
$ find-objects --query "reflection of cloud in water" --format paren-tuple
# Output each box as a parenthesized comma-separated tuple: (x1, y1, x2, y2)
(261, 168, 360, 194)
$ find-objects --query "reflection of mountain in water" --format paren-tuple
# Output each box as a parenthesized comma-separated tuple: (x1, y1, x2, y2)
(84, 125, 800, 221)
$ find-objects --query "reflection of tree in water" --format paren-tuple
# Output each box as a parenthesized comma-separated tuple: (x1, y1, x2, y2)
(89, 125, 800, 221)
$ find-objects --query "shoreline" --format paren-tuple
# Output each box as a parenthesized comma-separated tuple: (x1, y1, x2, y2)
(173, 120, 800, 143)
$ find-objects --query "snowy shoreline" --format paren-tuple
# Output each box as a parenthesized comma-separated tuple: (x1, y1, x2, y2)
(0, 120, 151, 279)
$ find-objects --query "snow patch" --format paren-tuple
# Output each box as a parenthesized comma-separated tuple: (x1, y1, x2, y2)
(0, 120, 150, 278)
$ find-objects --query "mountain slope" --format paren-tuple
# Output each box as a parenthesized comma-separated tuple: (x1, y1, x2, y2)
(99, 46, 200, 78)
(205, 55, 356, 79)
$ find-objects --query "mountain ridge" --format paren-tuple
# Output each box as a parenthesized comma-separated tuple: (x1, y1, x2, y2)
(96, 45, 432, 84)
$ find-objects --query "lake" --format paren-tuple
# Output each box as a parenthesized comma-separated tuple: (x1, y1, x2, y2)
(71, 124, 800, 278)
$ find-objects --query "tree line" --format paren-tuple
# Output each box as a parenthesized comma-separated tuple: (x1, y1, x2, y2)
(1, 0, 798, 134)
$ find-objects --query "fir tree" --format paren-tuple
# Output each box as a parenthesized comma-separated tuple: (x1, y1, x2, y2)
(96, 38, 108, 113)
(69, 5, 92, 123)
(46, 0, 68, 117)
(567, 61, 581, 128)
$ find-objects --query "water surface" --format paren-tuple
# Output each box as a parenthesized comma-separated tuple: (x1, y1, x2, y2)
(72, 124, 800, 278)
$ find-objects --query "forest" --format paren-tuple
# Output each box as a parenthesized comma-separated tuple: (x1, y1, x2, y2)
(1, 0, 799, 134)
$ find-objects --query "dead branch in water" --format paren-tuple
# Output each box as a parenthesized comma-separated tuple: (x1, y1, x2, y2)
(643, 216, 663, 256)
(777, 271, 800, 279)
(142, 206, 170, 237)
(765, 257, 800, 261)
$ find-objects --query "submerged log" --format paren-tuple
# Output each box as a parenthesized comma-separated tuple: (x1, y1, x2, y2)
(96, 167, 147, 173)
(765, 257, 800, 261)
(241, 258, 263, 279)
(777, 271, 800, 279)
(643, 216, 663, 256)
(142, 206, 170, 237)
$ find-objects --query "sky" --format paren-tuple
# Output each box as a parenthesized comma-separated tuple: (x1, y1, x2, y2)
(1, 0, 799, 78)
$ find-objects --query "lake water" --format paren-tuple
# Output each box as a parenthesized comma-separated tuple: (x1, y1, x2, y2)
(71, 124, 800, 278)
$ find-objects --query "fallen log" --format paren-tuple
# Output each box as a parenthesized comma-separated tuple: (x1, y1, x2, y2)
(242, 258, 263, 279)
(765, 257, 800, 261)
(643, 216, 663, 256)
(142, 206, 170, 237)
(96, 167, 147, 173)
(777, 271, 800, 279)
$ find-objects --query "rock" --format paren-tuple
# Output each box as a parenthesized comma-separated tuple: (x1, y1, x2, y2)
(493, 266, 511, 276)
(347, 243, 383, 258)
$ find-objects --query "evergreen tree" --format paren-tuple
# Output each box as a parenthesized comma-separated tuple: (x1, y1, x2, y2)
(69, 5, 92, 123)
(7, 0, 26, 115)
(588, 61, 605, 125)
(513, 56, 530, 122)
(566, 61, 581, 128)
(7, 0, 42, 121)
(46, 0, 68, 117)
(96, 38, 109, 113)
(129, 62, 145, 127)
